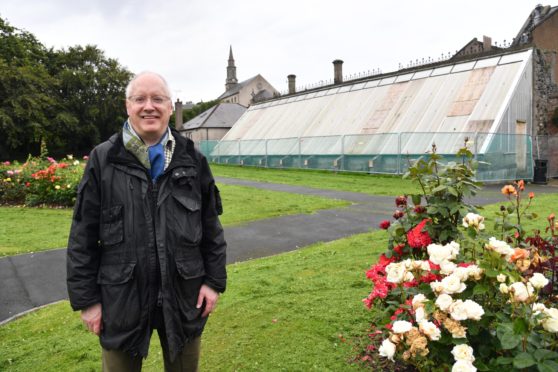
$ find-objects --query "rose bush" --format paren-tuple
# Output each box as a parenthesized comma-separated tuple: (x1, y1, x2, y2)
(359, 144, 558, 371)
(0, 155, 87, 206)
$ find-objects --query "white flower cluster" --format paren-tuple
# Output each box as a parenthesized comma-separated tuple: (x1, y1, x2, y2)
(462, 213, 485, 231)
(385, 259, 430, 284)
(499, 273, 549, 303)
(427, 241, 460, 265)
(485, 237, 514, 261)
(531, 302, 558, 332)
(451, 344, 476, 371)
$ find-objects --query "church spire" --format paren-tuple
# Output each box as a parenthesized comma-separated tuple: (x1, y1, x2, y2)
(225, 45, 238, 91)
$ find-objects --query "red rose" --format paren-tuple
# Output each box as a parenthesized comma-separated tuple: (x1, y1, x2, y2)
(393, 210, 405, 220)
(407, 219, 432, 248)
(379, 220, 391, 229)
(395, 195, 407, 207)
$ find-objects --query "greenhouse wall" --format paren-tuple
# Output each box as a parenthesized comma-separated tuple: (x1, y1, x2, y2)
(198, 132, 535, 182)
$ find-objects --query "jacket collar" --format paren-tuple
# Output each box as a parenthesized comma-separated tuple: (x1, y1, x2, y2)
(107, 128, 196, 170)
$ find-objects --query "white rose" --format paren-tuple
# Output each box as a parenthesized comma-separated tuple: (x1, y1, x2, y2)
(412, 294, 427, 309)
(452, 267, 470, 282)
(404, 271, 415, 282)
(415, 307, 425, 322)
(497, 274, 507, 283)
(499, 283, 509, 294)
(392, 320, 413, 334)
(463, 300, 484, 321)
(448, 241, 461, 257)
(420, 260, 432, 271)
(379, 338, 396, 361)
(451, 344, 475, 362)
(486, 237, 514, 261)
(402, 259, 413, 269)
(529, 273, 550, 289)
(386, 262, 407, 284)
(452, 360, 477, 372)
(428, 242, 459, 265)
(431, 281, 444, 294)
(462, 213, 485, 230)
(419, 320, 441, 341)
(542, 308, 558, 333)
(509, 282, 530, 302)
(440, 261, 457, 275)
(441, 274, 466, 294)
(450, 300, 469, 321)
(466, 265, 483, 281)
(435, 293, 454, 311)
(532, 302, 548, 316)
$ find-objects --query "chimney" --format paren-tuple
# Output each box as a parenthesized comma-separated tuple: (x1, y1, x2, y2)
(287, 74, 296, 94)
(333, 59, 343, 84)
(483, 36, 492, 52)
(174, 99, 183, 130)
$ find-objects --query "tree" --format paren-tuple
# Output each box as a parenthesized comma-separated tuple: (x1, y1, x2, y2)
(0, 16, 132, 159)
(47, 45, 132, 156)
(0, 17, 57, 159)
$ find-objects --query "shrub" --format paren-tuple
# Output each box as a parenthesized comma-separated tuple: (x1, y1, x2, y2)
(0, 155, 86, 207)
(359, 143, 558, 371)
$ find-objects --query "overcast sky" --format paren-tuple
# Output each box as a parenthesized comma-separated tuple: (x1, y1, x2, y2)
(1, 0, 549, 103)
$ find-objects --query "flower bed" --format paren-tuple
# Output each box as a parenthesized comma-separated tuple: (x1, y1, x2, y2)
(360, 144, 558, 371)
(0, 156, 87, 207)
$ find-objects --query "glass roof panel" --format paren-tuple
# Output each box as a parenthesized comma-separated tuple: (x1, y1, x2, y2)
(451, 61, 476, 73)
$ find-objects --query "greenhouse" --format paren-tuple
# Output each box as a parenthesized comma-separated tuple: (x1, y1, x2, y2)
(209, 48, 535, 182)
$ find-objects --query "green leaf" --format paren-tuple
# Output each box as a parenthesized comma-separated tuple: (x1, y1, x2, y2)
(538, 360, 558, 372)
(497, 324, 521, 349)
(534, 349, 558, 361)
(513, 318, 529, 334)
(411, 194, 421, 206)
(432, 185, 447, 193)
(495, 356, 513, 365)
(473, 283, 489, 295)
(513, 352, 536, 369)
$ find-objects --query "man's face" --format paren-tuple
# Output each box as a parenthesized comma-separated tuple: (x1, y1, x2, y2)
(126, 74, 173, 143)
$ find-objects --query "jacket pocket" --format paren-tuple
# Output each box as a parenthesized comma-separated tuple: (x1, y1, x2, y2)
(100, 205, 124, 246)
(97, 263, 139, 332)
(170, 194, 202, 245)
(174, 253, 205, 321)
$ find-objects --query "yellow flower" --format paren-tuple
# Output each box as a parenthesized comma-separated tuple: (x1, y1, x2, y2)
(67, 154, 74, 160)
(55, 185, 61, 190)
(4, 177, 11, 182)
(66, 184, 72, 189)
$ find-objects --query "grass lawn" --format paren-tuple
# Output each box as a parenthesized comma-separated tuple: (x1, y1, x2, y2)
(1, 193, 557, 371)
(0, 183, 348, 257)
(212, 164, 420, 196)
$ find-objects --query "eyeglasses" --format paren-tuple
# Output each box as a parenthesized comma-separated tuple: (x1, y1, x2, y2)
(127, 95, 170, 105)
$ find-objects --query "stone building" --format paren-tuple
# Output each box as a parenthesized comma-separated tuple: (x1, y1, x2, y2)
(178, 102, 246, 142)
(217, 46, 279, 107)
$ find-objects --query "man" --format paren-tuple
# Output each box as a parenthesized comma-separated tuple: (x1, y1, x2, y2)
(67, 71, 227, 371)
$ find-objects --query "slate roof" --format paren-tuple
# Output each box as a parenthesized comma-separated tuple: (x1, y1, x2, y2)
(181, 103, 247, 130)
(218, 75, 259, 100)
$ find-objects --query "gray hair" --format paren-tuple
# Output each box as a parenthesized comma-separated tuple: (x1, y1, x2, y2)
(125, 71, 172, 99)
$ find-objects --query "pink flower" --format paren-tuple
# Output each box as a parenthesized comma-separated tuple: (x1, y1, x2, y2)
(83, 155, 89, 160)
(7, 170, 14, 176)
(47, 157, 56, 164)
(2, 161, 10, 166)
(393, 210, 405, 220)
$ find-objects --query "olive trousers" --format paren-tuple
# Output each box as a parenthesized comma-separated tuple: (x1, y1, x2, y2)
(101, 308, 201, 372)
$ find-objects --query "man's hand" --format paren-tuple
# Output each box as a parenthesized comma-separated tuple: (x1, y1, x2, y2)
(197, 284, 219, 317)
(81, 303, 102, 335)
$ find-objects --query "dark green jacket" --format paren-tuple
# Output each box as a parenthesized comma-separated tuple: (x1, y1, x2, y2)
(66, 129, 226, 361)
